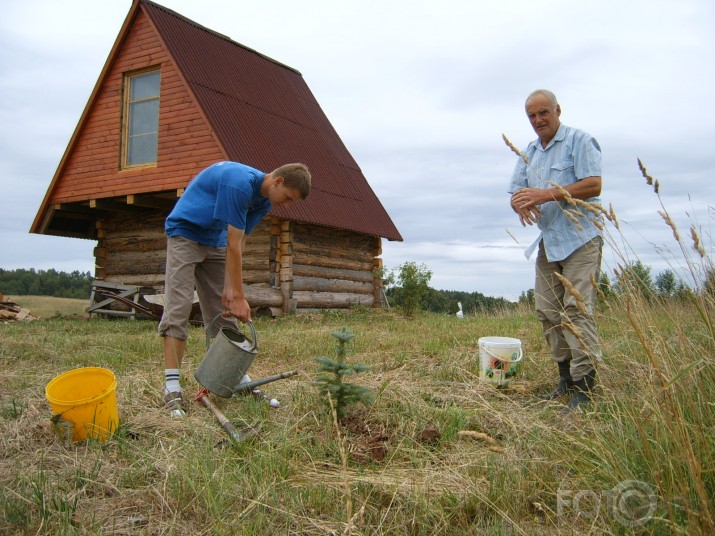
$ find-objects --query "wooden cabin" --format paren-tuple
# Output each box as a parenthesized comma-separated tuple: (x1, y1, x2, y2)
(31, 0, 402, 314)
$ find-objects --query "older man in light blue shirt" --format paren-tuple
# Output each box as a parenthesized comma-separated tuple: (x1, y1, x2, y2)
(508, 89, 603, 412)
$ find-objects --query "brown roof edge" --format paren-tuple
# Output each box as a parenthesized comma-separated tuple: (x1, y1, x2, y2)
(140, 0, 302, 75)
(30, 0, 143, 234)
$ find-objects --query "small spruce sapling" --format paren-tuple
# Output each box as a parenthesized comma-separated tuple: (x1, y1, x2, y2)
(315, 327, 374, 420)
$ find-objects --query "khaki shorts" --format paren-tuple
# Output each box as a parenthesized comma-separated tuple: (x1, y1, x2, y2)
(158, 236, 229, 340)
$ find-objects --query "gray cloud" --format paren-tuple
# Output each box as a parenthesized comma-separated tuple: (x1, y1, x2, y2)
(1, 0, 714, 301)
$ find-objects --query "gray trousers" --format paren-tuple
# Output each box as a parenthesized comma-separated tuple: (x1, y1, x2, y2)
(158, 236, 233, 341)
(535, 236, 603, 381)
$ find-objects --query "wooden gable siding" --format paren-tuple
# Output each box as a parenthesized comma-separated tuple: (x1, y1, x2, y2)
(50, 10, 225, 205)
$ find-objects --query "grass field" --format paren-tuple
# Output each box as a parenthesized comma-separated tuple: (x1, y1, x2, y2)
(2, 168, 713, 534)
(0, 292, 712, 535)
(7, 295, 88, 319)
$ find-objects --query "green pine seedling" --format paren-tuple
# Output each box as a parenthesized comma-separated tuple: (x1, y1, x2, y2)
(315, 327, 374, 421)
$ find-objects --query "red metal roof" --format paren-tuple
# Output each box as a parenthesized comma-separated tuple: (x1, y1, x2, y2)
(142, 0, 402, 241)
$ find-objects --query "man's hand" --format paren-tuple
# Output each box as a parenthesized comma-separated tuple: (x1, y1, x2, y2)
(511, 177, 601, 215)
(511, 188, 548, 210)
(222, 286, 251, 322)
(511, 189, 542, 226)
(223, 225, 251, 322)
(516, 206, 541, 226)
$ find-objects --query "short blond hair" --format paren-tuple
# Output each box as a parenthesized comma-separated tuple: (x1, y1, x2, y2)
(273, 163, 311, 199)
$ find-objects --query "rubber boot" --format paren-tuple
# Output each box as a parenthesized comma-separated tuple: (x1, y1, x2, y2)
(563, 369, 596, 413)
(537, 361, 573, 400)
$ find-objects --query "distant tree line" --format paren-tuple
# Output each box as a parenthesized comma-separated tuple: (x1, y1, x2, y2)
(0, 268, 93, 299)
(383, 262, 515, 316)
(386, 285, 515, 315)
(5, 260, 711, 312)
(517, 261, 715, 306)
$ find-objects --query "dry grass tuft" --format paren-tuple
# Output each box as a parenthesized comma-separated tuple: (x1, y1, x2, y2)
(553, 273, 588, 317)
(502, 133, 528, 164)
(691, 225, 706, 258)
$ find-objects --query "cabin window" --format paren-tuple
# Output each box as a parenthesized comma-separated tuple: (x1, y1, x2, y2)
(122, 69, 160, 168)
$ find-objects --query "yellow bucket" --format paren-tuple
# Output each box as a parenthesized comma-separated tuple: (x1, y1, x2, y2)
(45, 367, 119, 442)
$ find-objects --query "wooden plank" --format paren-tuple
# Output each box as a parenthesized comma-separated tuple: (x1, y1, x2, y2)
(126, 194, 176, 210)
(293, 291, 374, 309)
(89, 198, 150, 213)
(292, 242, 373, 263)
(292, 252, 373, 272)
(105, 274, 165, 286)
(86, 309, 137, 318)
(244, 285, 283, 307)
(87, 290, 139, 313)
(90, 280, 146, 291)
(94, 291, 158, 319)
(243, 270, 270, 284)
(293, 276, 373, 294)
(292, 263, 373, 283)
(87, 286, 141, 314)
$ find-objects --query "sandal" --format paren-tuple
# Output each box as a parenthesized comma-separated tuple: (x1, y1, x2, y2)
(164, 391, 187, 417)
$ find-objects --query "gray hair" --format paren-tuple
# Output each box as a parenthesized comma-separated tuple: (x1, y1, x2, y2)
(526, 89, 558, 110)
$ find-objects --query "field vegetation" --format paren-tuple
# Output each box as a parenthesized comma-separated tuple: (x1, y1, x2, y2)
(0, 166, 712, 534)
(1, 292, 712, 534)
(5, 295, 88, 319)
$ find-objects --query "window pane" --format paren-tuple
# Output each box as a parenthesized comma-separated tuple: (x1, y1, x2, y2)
(125, 69, 160, 167)
(129, 100, 159, 136)
(130, 71, 160, 100)
(127, 132, 158, 166)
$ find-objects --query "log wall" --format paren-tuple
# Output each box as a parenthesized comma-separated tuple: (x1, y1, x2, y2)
(96, 211, 168, 286)
(290, 223, 380, 310)
(94, 215, 383, 312)
(97, 214, 274, 289)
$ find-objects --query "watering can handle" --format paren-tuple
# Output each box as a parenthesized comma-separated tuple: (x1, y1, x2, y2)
(481, 345, 524, 364)
(205, 314, 257, 352)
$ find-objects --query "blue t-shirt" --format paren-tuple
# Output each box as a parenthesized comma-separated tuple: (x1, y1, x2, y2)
(165, 161, 271, 247)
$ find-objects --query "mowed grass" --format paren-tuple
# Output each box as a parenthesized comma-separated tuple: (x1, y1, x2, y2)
(7, 295, 88, 319)
(0, 293, 712, 535)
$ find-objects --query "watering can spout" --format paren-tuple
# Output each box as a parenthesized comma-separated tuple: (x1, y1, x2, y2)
(231, 370, 298, 394)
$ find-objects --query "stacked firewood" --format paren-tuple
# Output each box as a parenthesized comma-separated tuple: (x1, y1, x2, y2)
(0, 293, 35, 322)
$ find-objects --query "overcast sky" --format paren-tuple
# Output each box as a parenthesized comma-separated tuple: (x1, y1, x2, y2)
(1, 0, 713, 300)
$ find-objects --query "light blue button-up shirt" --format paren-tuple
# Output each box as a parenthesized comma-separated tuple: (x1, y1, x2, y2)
(508, 124, 602, 262)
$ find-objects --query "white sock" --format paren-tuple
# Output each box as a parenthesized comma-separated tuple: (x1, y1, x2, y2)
(165, 369, 181, 395)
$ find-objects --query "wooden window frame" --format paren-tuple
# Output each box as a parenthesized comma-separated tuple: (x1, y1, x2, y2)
(120, 67, 161, 170)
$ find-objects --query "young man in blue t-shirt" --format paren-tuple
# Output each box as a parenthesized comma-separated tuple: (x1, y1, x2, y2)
(159, 161, 311, 416)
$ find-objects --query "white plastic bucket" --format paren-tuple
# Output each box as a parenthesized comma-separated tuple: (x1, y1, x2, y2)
(478, 336, 523, 386)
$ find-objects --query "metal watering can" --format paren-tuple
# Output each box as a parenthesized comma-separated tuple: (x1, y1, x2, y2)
(194, 314, 258, 398)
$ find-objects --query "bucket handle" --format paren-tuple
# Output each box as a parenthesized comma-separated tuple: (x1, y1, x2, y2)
(481, 344, 524, 364)
(206, 314, 257, 352)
